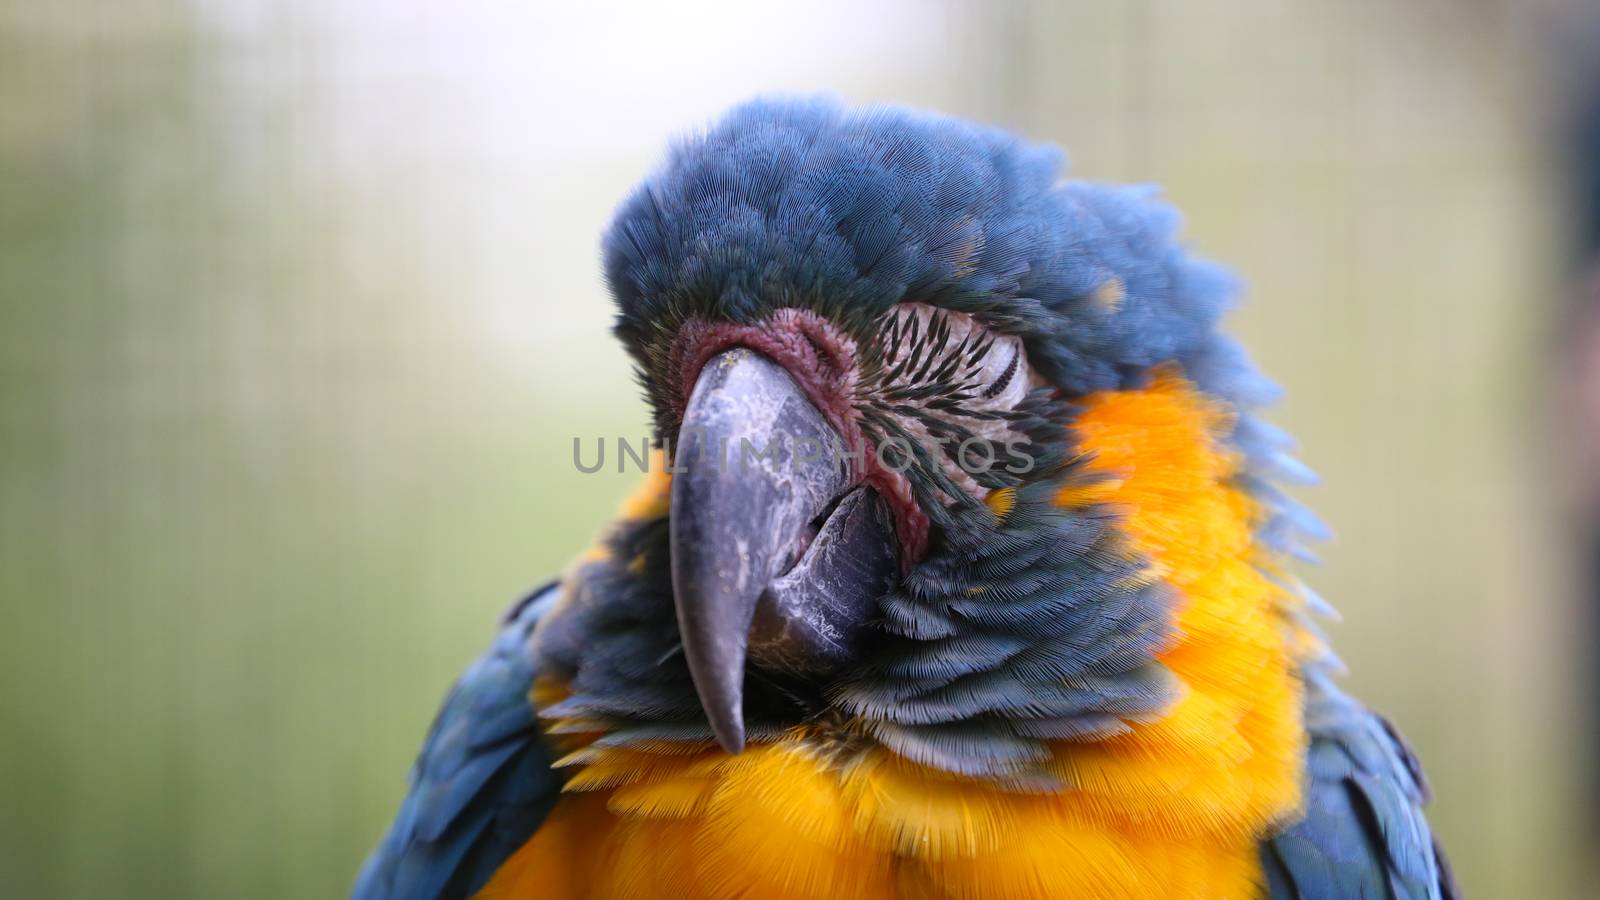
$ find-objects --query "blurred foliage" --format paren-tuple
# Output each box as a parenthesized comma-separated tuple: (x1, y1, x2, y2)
(0, 1, 1583, 897)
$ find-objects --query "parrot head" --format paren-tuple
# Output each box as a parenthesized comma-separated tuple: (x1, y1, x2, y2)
(539, 97, 1274, 780)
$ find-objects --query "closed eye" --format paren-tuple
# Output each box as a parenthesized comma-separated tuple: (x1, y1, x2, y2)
(981, 349, 1019, 399)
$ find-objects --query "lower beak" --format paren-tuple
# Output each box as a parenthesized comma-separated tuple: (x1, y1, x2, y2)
(669, 349, 897, 753)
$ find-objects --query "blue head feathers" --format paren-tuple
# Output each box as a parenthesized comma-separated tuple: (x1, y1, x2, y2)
(603, 96, 1251, 403)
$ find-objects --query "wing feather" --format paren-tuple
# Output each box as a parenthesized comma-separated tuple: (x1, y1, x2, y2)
(353, 582, 563, 900)
(1262, 669, 1459, 900)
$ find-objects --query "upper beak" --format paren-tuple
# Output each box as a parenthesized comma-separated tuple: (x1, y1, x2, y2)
(669, 348, 897, 753)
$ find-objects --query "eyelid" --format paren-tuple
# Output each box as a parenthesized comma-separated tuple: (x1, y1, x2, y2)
(981, 349, 1020, 399)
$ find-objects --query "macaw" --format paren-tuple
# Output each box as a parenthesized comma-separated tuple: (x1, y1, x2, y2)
(354, 98, 1458, 899)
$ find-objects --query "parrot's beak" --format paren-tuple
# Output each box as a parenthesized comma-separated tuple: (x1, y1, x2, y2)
(669, 348, 898, 753)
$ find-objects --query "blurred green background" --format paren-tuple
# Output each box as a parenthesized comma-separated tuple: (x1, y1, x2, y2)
(0, 1, 1590, 897)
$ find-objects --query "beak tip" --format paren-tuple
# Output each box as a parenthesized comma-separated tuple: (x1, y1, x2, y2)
(707, 705, 746, 754)
(716, 730, 746, 755)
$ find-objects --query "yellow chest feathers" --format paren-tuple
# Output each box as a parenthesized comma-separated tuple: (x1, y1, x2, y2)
(479, 371, 1308, 900)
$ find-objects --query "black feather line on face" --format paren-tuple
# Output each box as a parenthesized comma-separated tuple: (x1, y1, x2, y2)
(850, 307, 1072, 533)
